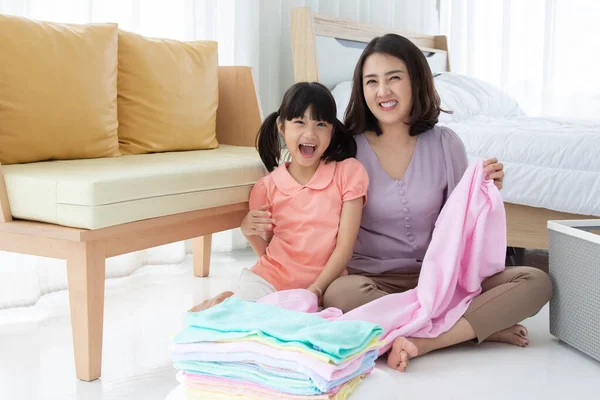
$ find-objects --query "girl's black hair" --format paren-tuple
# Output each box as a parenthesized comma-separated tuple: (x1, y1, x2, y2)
(256, 82, 356, 172)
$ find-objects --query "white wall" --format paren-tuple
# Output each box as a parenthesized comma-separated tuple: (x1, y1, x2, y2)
(257, 0, 440, 113)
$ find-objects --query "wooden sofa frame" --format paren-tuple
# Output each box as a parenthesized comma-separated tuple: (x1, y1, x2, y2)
(0, 66, 263, 382)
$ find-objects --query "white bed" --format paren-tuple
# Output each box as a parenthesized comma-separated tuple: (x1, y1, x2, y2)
(291, 7, 599, 250)
(444, 116, 600, 219)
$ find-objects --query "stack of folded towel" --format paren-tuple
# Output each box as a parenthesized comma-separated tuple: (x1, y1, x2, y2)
(171, 296, 383, 399)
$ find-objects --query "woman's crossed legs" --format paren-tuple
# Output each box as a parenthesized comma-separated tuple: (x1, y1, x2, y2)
(323, 266, 552, 372)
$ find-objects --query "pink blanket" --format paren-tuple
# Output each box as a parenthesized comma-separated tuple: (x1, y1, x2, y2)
(259, 159, 506, 354)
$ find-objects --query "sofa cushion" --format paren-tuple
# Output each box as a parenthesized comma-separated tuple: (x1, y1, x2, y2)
(2, 146, 266, 229)
(0, 14, 120, 165)
(117, 30, 219, 155)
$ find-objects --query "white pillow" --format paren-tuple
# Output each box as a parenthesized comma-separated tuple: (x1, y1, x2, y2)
(331, 81, 352, 122)
(330, 73, 525, 124)
(435, 72, 525, 122)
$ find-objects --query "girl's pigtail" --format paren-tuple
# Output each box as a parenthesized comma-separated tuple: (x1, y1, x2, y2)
(255, 112, 281, 172)
(322, 119, 357, 162)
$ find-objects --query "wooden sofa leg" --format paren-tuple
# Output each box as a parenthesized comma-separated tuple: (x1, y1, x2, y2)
(66, 242, 106, 382)
(193, 235, 212, 277)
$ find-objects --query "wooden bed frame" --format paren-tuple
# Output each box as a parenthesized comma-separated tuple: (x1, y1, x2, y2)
(0, 66, 262, 382)
(290, 7, 594, 251)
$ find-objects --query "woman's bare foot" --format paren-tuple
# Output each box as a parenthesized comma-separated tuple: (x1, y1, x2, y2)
(386, 337, 421, 372)
(485, 324, 529, 347)
(188, 291, 234, 313)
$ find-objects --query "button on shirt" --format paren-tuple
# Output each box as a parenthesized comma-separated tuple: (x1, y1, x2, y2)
(349, 126, 469, 274)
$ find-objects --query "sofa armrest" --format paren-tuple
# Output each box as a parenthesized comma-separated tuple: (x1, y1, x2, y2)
(216, 66, 263, 147)
(0, 163, 12, 223)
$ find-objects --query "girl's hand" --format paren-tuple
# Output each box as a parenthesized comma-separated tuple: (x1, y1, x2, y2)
(307, 284, 323, 306)
(241, 205, 275, 237)
(484, 158, 504, 190)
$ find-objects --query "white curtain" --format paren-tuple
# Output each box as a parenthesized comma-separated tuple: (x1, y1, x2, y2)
(440, 0, 599, 120)
(0, 0, 438, 310)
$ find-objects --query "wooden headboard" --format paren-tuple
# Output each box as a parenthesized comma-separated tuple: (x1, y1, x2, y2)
(291, 7, 451, 89)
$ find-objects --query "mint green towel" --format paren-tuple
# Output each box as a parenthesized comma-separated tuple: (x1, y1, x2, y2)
(174, 297, 382, 363)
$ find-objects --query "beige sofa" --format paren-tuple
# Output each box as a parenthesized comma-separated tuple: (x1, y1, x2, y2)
(0, 14, 265, 382)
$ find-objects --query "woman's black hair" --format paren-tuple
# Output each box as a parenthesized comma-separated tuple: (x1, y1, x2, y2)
(256, 81, 356, 172)
(345, 33, 448, 137)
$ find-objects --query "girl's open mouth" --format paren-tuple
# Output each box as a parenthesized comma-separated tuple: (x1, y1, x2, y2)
(299, 143, 316, 157)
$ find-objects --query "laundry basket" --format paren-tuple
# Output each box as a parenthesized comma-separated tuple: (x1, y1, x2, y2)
(547, 219, 600, 362)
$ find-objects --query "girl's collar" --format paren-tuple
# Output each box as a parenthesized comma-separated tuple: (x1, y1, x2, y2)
(271, 160, 336, 195)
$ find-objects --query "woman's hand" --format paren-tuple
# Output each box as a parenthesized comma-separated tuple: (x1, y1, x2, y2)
(241, 204, 275, 237)
(263, 230, 274, 243)
(484, 158, 504, 190)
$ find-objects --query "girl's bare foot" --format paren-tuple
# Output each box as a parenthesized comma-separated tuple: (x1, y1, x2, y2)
(485, 324, 529, 347)
(386, 337, 420, 372)
(188, 291, 234, 313)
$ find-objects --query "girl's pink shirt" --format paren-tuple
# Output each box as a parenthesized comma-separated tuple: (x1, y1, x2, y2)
(249, 158, 369, 291)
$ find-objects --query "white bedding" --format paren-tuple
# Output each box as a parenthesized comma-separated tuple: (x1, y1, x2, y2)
(441, 116, 600, 217)
(331, 72, 600, 217)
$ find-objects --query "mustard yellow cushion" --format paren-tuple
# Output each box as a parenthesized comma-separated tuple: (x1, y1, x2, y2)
(0, 14, 120, 165)
(117, 30, 219, 155)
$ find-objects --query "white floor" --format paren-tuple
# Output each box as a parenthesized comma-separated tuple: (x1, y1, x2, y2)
(1, 248, 599, 400)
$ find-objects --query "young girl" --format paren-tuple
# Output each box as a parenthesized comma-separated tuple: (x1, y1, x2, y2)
(190, 82, 369, 312)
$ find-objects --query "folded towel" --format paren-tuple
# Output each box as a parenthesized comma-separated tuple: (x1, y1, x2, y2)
(171, 341, 371, 381)
(173, 334, 381, 366)
(178, 371, 365, 400)
(174, 360, 318, 395)
(177, 297, 383, 363)
(172, 342, 377, 381)
(173, 348, 377, 393)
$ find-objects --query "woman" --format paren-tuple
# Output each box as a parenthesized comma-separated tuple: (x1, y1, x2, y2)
(322, 34, 553, 372)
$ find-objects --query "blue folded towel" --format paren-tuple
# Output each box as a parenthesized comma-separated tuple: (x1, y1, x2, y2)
(174, 297, 382, 363)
